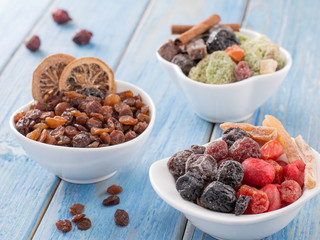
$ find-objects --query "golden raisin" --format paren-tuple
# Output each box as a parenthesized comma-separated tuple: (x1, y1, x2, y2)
(137, 113, 150, 123)
(45, 116, 67, 128)
(104, 94, 120, 107)
(118, 90, 134, 100)
(100, 132, 111, 144)
(26, 128, 41, 140)
(90, 113, 104, 122)
(38, 129, 47, 142)
(90, 127, 110, 135)
(33, 122, 48, 130)
(71, 110, 87, 118)
(119, 116, 138, 125)
(64, 92, 85, 99)
(14, 112, 26, 123)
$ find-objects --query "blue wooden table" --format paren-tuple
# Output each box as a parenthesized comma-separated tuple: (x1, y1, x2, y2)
(1, 0, 320, 239)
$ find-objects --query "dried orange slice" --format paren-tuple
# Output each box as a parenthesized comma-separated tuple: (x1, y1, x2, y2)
(59, 57, 115, 99)
(32, 53, 76, 103)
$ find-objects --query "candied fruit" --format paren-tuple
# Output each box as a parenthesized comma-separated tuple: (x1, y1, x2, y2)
(283, 160, 305, 187)
(237, 185, 269, 214)
(261, 140, 284, 160)
(279, 180, 302, 203)
(261, 184, 281, 212)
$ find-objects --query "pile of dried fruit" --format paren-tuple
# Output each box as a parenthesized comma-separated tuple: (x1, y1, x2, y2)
(168, 115, 317, 215)
(14, 54, 150, 148)
(158, 14, 285, 84)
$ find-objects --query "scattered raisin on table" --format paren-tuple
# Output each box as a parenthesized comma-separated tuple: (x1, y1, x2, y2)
(76, 218, 92, 230)
(103, 195, 120, 206)
(56, 219, 72, 232)
(107, 185, 123, 195)
(69, 203, 85, 216)
(72, 214, 86, 223)
(114, 209, 129, 226)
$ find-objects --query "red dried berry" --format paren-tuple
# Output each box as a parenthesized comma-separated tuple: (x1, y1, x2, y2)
(228, 137, 261, 163)
(52, 9, 72, 24)
(261, 184, 281, 212)
(205, 140, 228, 161)
(237, 185, 269, 214)
(73, 30, 93, 45)
(260, 140, 284, 160)
(72, 214, 86, 222)
(279, 180, 302, 203)
(25, 35, 40, 51)
(283, 160, 305, 187)
(264, 159, 283, 184)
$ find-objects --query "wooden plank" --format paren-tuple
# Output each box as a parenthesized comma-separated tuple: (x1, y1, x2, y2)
(0, 0, 150, 239)
(187, 0, 320, 239)
(33, 0, 247, 239)
(0, 0, 53, 72)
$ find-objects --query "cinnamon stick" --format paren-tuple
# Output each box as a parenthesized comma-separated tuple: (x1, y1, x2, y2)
(171, 23, 240, 35)
(174, 14, 221, 46)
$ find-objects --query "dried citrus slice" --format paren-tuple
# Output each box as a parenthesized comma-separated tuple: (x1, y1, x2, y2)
(59, 57, 115, 99)
(32, 53, 76, 103)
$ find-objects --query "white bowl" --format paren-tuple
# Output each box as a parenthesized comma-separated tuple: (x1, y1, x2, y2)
(149, 149, 320, 240)
(156, 29, 292, 123)
(10, 80, 155, 184)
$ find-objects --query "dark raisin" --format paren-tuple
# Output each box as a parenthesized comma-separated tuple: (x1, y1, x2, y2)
(133, 122, 148, 134)
(50, 126, 65, 139)
(110, 130, 125, 145)
(217, 160, 244, 187)
(25, 109, 42, 120)
(16, 116, 30, 135)
(72, 214, 86, 222)
(101, 106, 113, 119)
(114, 209, 129, 226)
(125, 130, 136, 142)
(61, 111, 73, 125)
(186, 154, 217, 182)
(100, 132, 111, 144)
(123, 98, 135, 106)
(235, 195, 252, 216)
(140, 105, 149, 114)
(65, 125, 79, 137)
(188, 145, 206, 154)
(70, 97, 85, 108)
(74, 123, 88, 132)
(30, 101, 47, 111)
(76, 218, 91, 230)
(76, 115, 89, 125)
(57, 135, 71, 146)
(70, 203, 85, 215)
(103, 195, 120, 206)
(85, 101, 102, 115)
(176, 171, 204, 201)
(72, 134, 90, 148)
(56, 219, 72, 232)
(222, 127, 249, 148)
(200, 181, 236, 213)
(86, 117, 102, 129)
(167, 150, 193, 179)
(73, 30, 93, 46)
(107, 185, 123, 194)
(228, 137, 261, 162)
(55, 102, 71, 116)
(205, 140, 228, 161)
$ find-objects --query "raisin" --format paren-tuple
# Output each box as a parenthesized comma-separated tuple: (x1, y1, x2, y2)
(103, 195, 120, 206)
(217, 160, 244, 187)
(33, 122, 48, 130)
(72, 134, 91, 148)
(70, 97, 85, 108)
(45, 134, 57, 145)
(64, 92, 85, 99)
(90, 113, 104, 122)
(242, 158, 275, 187)
(110, 130, 125, 145)
(118, 90, 134, 101)
(104, 94, 121, 107)
(114, 119, 124, 131)
(235, 61, 251, 81)
(186, 154, 217, 182)
(114, 102, 130, 113)
(85, 101, 102, 115)
(279, 180, 302, 203)
(222, 127, 249, 148)
(72, 214, 86, 223)
(26, 128, 41, 140)
(114, 209, 129, 226)
(30, 101, 47, 111)
(237, 185, 269, 214)
(100, 132, 111, 145)
(176, 171, 204, 201)
(16, 116, 30, 135)
(229, 137, 261, 163)
(90, 127, 109, 135)
(206, 29, 240, 53)
(61, 111, 73, 125)
(73, 30, 93, 46)
(45, 116, 67, 128)
(76, 218, 91, 230)
(70, 203, 85, 215)
(101, 105, 113, 119)
(38, 129, 47, 142)
(261, 184, 281, 211)
(140, 105, 149, 114)
(119, 115, 138, 125)
(86, 117, 102, 129)
(188, 145, 206, 154)
(65, 126, 79, 137)
(123, 98, 136, 106)
(55, 102, 71, 116)
(56, 219, 72, 232)
(57, 135, 71, 145)
(25, 109, 42, 120)
(107, 185, 123, 195)
(76, 115, 89, 125)
(14, 112, 25, 123)
(133, 122, 148, 134)
(167, 150, 193, 179)
(235, 195, 252, 216)
(40, 111, 54, 120)
(74, 123, 88, 132)
(125, 130, 136, 142)
(205, 140, 228, 161)
(50, 126, 65, 139)
(137, 113, 150, 123)
(200, 181, 236, 213)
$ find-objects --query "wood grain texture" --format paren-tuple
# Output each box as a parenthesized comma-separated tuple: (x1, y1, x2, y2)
(0, 0, 150, 239)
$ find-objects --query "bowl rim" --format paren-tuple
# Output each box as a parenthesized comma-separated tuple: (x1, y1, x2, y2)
(9, 80, 156, 152)
(156, 28, 293, 89)
(149, 145, 320, 225)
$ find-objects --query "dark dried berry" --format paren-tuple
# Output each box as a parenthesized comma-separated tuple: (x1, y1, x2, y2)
(73, 29, 93, 45)
(65, 125, 79, 137)
(61, 111, 73, 125)
(107, 185, 123, 195)
(57, 135, 71, 145)
(235, 195, 252, 216)
(103, 195, 120, 206)
(186, 154, 217, 182)
(229, 137, 261, 163)
(167, 150, 193, 179)
(52, 9, 72, 24)
(51, 126, 65, 139)
(200, 181, 236, 213)
(222, 127, 249, 148)
(114, 209, 129, 226)
(25, 35, 40, 51)
(56, 219, 72, 232)
(176, 171, 204, 201)
(77, 218, 91, 230)
(188, 145, 206, 154)
(72, 133, 91, 148)
(70, 203, 85, 215)
(205, 140, 228, 161)
(206, 29, 240, 54)
(171, 53, 195, 75)
(217, 160, 244, 187)
(72, 214, 86, 222)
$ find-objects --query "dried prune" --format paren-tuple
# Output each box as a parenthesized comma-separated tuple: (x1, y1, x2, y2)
(217, 160, 244, 187)
(56, 219, 72, 232)
(114, 209, 129, 226)
(205, 140, 228, 161)
(176, 171, 204, 201)
(235, 195, 252, 216)
(70, 203, 85, 215)
(186, 155, 217, 182)
(25, 109, 42, 120)
(72, 133, 90, 148)
(188, 145, 206, 154)
(76, 218, 91, 230)
(206, 29, 240, 54)
(200, 181, 236, 213)
(103, 195, 120, 206)
(167, 150, 193, 179)
(222, 127, 249, 148)
(229, 137, 261, 162)
(110, 130, 125, 145)
(107, 185, 123, 195)
(72, 213, 86, 223)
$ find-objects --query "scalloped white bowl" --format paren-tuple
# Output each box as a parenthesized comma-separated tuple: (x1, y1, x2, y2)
(149, 149, 320, 240)
(156, 29, 292, 123)
(10, 81, 155, 184)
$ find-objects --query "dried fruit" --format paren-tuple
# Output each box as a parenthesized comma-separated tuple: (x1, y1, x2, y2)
(237, 185, 269, 214)
(125, 130, 136, 142)
(52, 9, 72, 24)
(283, 160, 305, 187)
(56, 219, 72, 232)
(72, 214, 86, 222)
(110, 130, 125, 145)
(200, 181, 236, 213)
(107, 185, 123, 195)
(261, 140, 283, 160)
(133, 121, 148, 134)
(171, 53, 195, 75)
(70, 203, 85, 215)
(229, 137, 261, 163)
(104, 94, 121, 106)
(76, 218, 91, 230)
(119, 115, 138, 125)
(26, 128, 41, 140)
(103, 195, 120, 206)
(217, 160, 244, 187)
(25, 35, 40, 51)
(186, 154, 217, 182)
(222, 127, 249, 148)
(16, 116, 30, 135)
(167, 150, 193, 179)
(235, 195, 252, 216)
(265, 159, 283, 184)
(279, 180, 302, 203)
(261, 184, 281, 211)
(25, 109, 42, 120)
(205, 140, 228, 161)
(73, 30, 93, 45)
(235, 61, 251, 81)
(45, 116, 67, 128)
(114, 209, 129, 226)
(72, 133, 90, 148)
(188, 145, 206, 154)
(176, 171, 204, 201)
(206, 29, 240, 53)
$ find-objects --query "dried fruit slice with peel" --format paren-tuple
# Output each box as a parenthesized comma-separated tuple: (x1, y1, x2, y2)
(59, 57, 115, 99)
(32, 53, 76, 103)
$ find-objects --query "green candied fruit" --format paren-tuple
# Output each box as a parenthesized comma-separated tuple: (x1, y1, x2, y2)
(263, 44, 286, 70)
(206, 51, 236, 84)
(235, 32, 251, 43)
(241, 35, 271, 75)
(188, 54, 211, 83)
